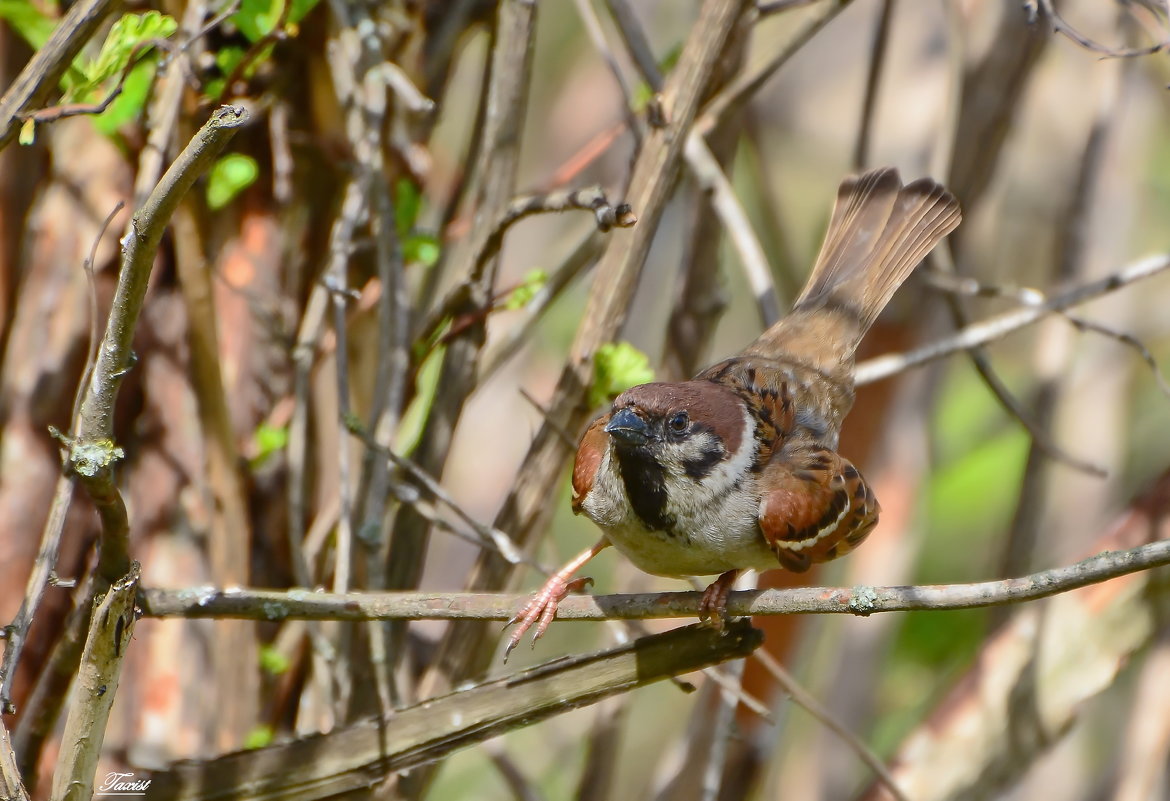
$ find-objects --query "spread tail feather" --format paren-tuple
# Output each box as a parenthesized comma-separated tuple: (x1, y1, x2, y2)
(745, 168, 961, 367)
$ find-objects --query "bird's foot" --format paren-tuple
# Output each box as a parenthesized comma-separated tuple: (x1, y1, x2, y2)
(698, 570, 742, 631)
(504, 575, 593, 661)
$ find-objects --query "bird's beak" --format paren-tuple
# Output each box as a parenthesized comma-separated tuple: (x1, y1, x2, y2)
(605, 408, 651, 446)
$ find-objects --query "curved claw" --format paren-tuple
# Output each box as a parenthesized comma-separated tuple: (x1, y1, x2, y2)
(502, 540, 610, 662)
(503, 576, 593, 662)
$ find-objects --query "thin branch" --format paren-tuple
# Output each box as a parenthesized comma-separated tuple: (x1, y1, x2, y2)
(854, 253, 1170, 386)
(602, 0, 778, 329)
(757, 0, 822, 13)
(684, 134, 780, 327)
(348, 425, 536, 569)
(141, 537, 1170, 622)
(17, 38, 176, 126)
(752, 650, 909, 801)
(696, 0, 849, 136)
(852, 0, 896, 170)
(0, 0, 118, 149)
(477, 230, 606, 382)
(1033, 0, 1170, 58)
(420, 186, 636, 347)
(1060, 312, 1170, 402)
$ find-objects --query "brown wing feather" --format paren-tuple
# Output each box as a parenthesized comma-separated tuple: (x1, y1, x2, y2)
(757, 446, 880, 572)
(571, 415, 609, 514)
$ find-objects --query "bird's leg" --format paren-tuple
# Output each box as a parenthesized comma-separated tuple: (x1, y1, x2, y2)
(698, 569, 742, 630)
(504, 539, 611, 661)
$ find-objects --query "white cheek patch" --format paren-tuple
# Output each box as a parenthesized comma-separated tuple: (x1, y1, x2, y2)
(581, 446, 633, 526)
(658, 406, 757, 505)
(698, 406, 758, 495)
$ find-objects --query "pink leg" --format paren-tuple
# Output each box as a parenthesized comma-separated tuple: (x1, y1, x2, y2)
(698, 569, 741, 631)
(504, 539, 610, 661)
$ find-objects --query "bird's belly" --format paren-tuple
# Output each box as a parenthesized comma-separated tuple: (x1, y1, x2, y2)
(602, 517, 778, 577)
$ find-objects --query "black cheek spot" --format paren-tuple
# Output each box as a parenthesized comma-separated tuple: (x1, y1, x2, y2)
(682, 448, 726, 480)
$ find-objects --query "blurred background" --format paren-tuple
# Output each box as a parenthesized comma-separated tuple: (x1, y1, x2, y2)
(1, 0, 1170, 799)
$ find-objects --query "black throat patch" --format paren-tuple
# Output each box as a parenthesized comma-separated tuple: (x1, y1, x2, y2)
(614, 449, 676, 533)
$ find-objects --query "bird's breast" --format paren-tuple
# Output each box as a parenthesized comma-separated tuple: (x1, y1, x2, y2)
(579, 443, 777, 576)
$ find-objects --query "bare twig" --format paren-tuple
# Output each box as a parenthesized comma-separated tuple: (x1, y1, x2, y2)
(696, 0, 849, 136)
(852, 0, 896, 170)
(854, 253, 1170, 386)
(420, 187, 636, 350)
(1061, 313, 1170, 402)
(72, 105, 249, 583)
(757, 0, 822, 13)
(0, 718, 30, 801)
(17, 38, 175, 125)
(384, 0, 541, 649)
(753, 650, 909, 801)
(348, 425, 534, 569)
(472, 186, 636, 285)
(478, 230, 606, 382)
(1034, 0, 1170, 58)
(602, 0, 778, 329)
(141, 536, 1170, 621)
(684, 134, 779, 327)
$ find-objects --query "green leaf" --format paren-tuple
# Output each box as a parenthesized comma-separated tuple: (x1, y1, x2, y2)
(243, 725, 274, 749)
(249, 422, 288, 469)
(90, 59, 154, 135)
(504, 269, 548, 310)
(259, 645, 291, 675)
(0, 0, 57, 50)
(395, 346, 445, 456)
(288, 0, 320, 25)
(590, 342, 654, 407)
(18, 118, 35, 146)
(404, 232, 440, 267)
(232, 0, 320, 43)
(395, 179, 422, 236)
(71, 11, 177, 100)
(206, 153, 259, 210)
(232, 0, 276, 42)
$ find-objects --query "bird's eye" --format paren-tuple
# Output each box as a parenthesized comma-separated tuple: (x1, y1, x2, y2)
(668, 411, 689, 434)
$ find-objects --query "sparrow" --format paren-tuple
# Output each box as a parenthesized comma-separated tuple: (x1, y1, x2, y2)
(505, 167, 961, 658)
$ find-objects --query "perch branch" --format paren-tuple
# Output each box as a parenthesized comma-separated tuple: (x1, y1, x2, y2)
(140, 537, 1170, 622)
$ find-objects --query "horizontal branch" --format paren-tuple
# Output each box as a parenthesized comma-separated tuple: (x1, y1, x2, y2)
(140, 538, 1170, 622)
